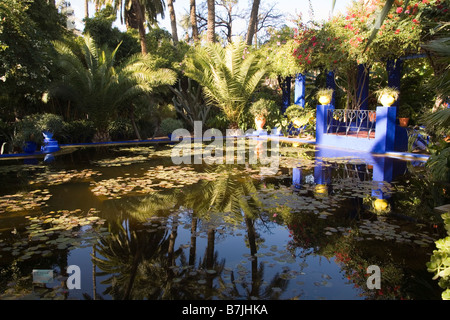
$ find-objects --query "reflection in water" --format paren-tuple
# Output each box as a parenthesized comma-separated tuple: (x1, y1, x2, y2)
(0, 143, 447, 300)
(92, 165, 292, 299)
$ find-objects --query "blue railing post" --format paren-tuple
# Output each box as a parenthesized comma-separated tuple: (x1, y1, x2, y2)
(373, 106, 397, 153)
(316, 104, 335, 145)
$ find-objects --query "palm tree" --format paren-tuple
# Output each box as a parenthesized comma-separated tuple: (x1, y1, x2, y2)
(183, 38, 268, 129)
(167, 0, 178, 44)
(50, 35, 177, 141)
(85, 0, 90, 18)
(206, 0, 215, 43)
(190, 0, 199, 42)
(104, 0, 166, 55)
(245, 0, 260, 46)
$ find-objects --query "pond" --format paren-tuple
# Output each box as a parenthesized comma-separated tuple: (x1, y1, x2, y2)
(0, 139, 448, 300)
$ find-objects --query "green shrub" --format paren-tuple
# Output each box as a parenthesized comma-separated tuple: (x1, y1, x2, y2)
(61, 120, 96, 144)
(160, 118, 184, 136)
(249, 98, 278, 119)
(427, 212, 450, 300)
(36, 113, 65, 136)
(108, 119, 134, 141)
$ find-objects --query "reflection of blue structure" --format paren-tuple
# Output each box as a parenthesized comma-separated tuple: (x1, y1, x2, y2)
(293, 167, 302, 189)
(292, 146, 409, 201)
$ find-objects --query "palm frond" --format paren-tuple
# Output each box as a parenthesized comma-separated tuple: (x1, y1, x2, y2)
(364, 0, 395, 52)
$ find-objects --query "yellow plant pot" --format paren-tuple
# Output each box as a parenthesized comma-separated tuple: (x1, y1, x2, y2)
(319, 96, 331, 105)
(380, 94, 395, 107)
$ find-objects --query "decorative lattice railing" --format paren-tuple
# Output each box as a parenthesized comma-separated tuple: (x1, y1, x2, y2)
(326, 109, 376, 139)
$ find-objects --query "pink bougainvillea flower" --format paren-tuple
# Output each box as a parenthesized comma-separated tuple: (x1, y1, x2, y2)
(396, 7, 403, 13)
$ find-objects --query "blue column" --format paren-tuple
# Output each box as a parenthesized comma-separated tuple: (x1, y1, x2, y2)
(315, 104, 335, 145)
(357, 64, 370, 110)
(281, 76, 292, 113)
(294, 73, 305, 108)
(326, 71, 336, 106)
(373, 106, 396, 153)
(387, 59, 402, 108)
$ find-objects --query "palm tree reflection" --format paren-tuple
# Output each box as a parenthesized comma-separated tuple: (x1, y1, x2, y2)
(92, 164, 291, 299)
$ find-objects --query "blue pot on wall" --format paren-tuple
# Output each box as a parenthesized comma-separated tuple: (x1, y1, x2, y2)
(41, 131, 60, 153)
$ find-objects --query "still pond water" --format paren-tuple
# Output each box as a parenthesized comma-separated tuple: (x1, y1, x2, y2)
(0, 141, 447, 300)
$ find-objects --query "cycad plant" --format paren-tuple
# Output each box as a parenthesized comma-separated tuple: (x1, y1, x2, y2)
(183, 38, 268, 129)
(50, 35, 177, 141)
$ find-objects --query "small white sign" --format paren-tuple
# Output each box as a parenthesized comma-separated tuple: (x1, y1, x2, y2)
(32, 269, 54, 284)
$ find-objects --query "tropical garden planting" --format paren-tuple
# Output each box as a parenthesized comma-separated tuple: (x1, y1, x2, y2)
(0, 0, 449, 301)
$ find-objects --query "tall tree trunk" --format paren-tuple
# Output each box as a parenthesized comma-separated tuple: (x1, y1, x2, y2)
(167, 0, 179, 44)
(245, 0, 260, 45)
(133, 0, 148, 55)
(85, 0, 89, 19)
(130, 109, 142, 140)
(206, 0, 215, 43)
(190, 0, 199, 41)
